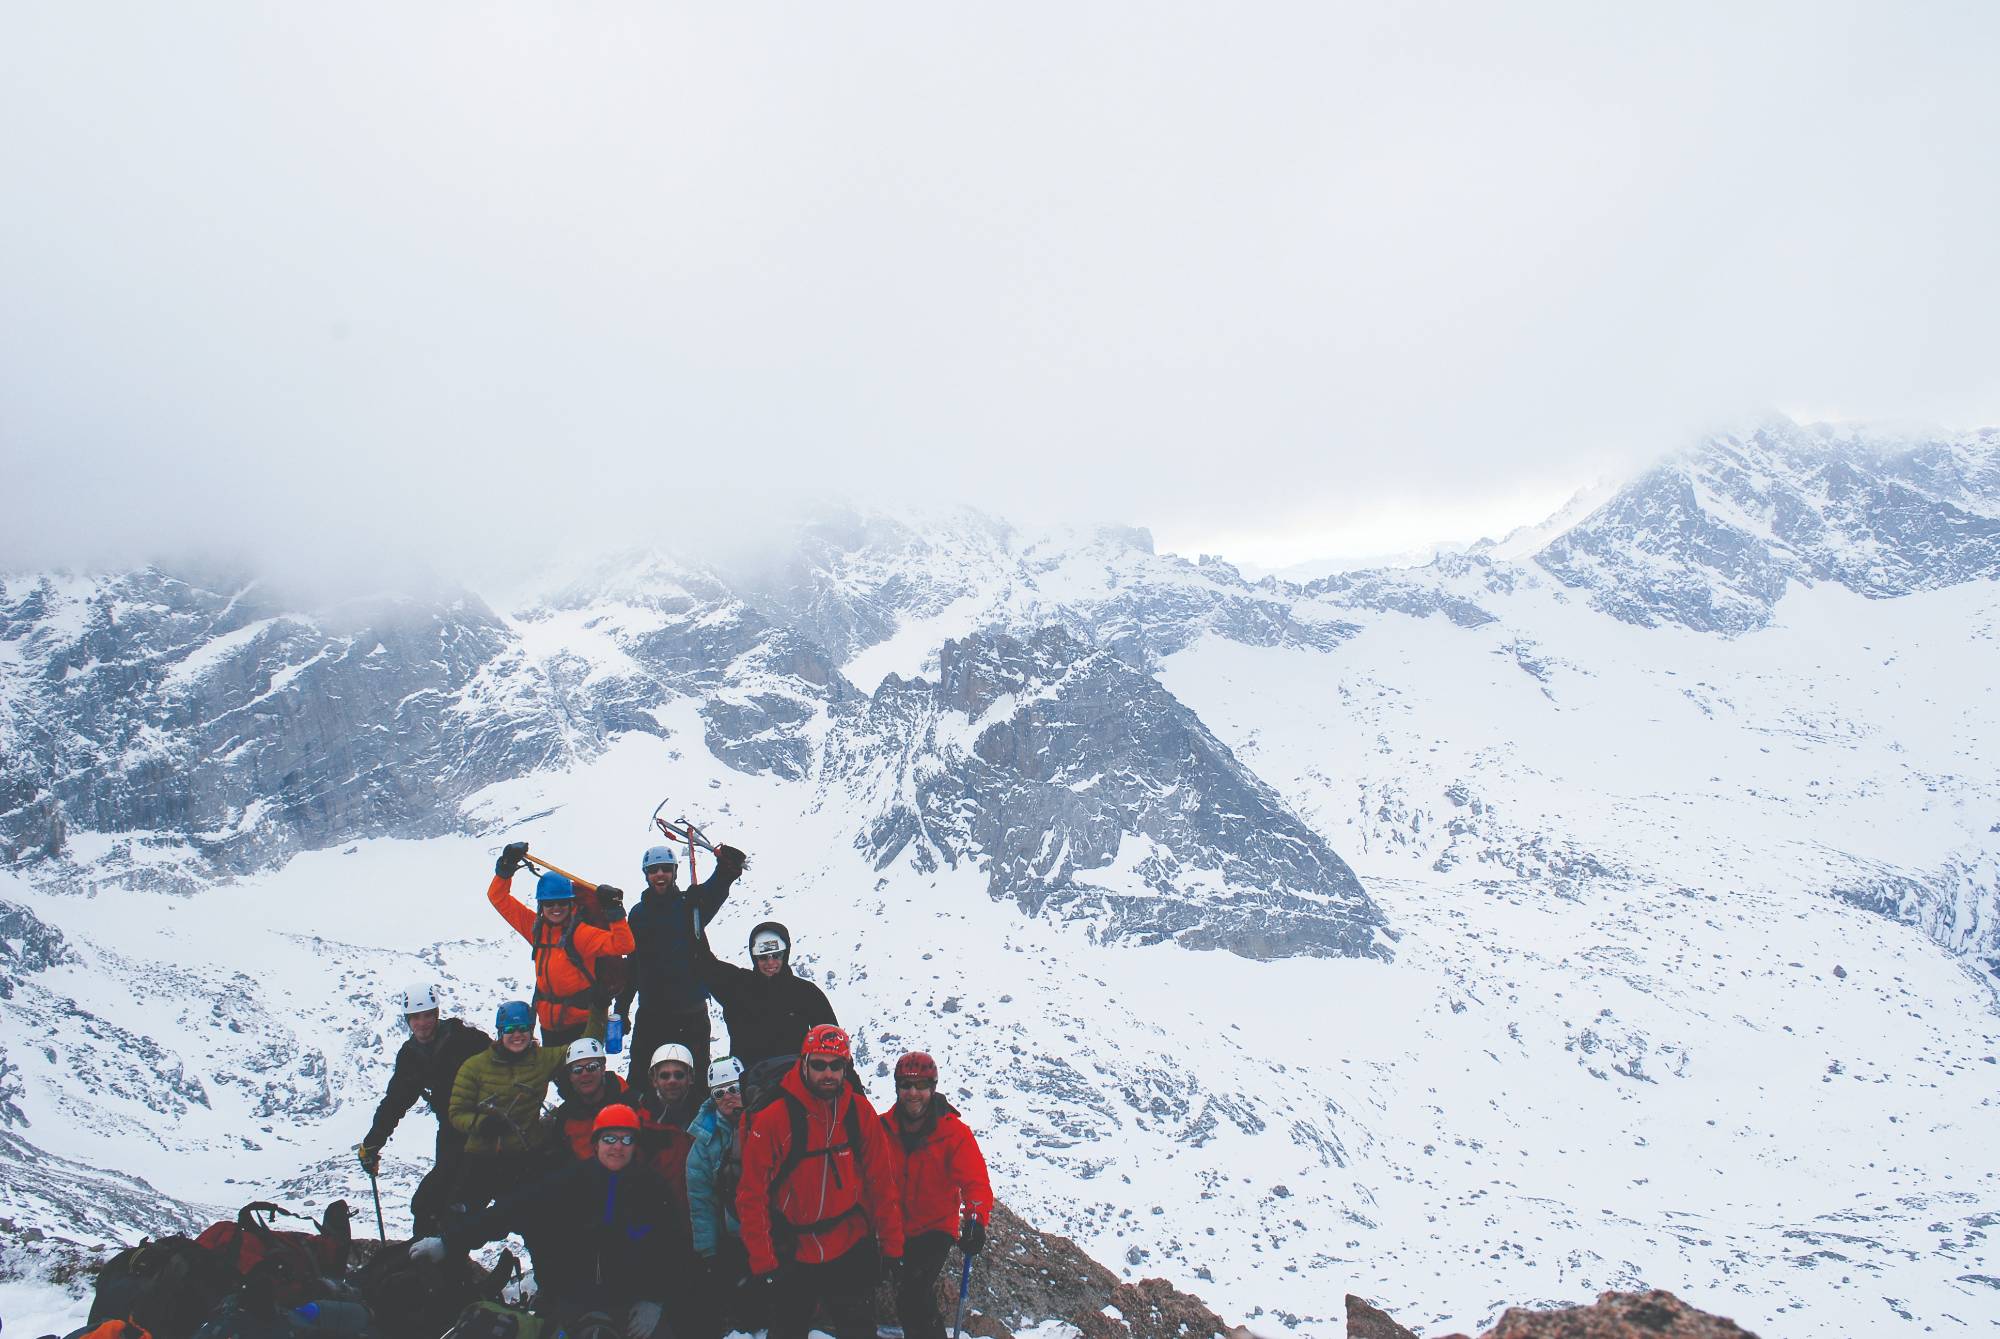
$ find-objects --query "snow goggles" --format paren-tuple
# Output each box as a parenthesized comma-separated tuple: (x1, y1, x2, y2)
(596, 1132, 636, 1146)
(711, 1082, 742, 1099)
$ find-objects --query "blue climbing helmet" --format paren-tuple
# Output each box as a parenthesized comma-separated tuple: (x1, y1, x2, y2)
(641, 844, 679, 873)
(494, 1000, 534, 1033)
(535, 871, 575, 903)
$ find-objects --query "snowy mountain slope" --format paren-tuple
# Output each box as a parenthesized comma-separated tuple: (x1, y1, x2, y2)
(3, 418, 1999, 1337)
(1536, 420, 2000, 632)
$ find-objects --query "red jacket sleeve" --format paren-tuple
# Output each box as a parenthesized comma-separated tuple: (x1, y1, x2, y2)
(735, 1105, 787, 1275)
(949, 1120, 993, 1226)
(856, 1096, 906, 1259)
(488, 875, 535, 942)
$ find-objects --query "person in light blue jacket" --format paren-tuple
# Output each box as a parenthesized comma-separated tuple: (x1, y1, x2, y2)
(685, 1055, 755, 1339)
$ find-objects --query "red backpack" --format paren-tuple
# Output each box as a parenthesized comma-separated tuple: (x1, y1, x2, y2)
(193, 1201, 350, 1306)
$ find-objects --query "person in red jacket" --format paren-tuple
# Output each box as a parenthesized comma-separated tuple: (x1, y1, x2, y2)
(550, 1037, 633, 1162)
(880, 1052, 993, 1339)
(636, 1043, 698, 1228)
(736, 1025, 903, 1339)
(490, 841, 635, 1047)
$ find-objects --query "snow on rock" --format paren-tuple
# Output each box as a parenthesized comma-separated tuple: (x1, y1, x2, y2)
(2, 418, 1998, 1338)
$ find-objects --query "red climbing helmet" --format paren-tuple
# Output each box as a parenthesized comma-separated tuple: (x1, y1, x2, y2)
(592, 1104, 641, 1135)
(800, 1024, 852, 1061)
(895, 1051, 939, 1083)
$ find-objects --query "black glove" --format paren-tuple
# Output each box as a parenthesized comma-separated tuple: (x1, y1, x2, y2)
(714, 844, 748, 876)
(595, 885, 626, 921)
(959, 1214, 986, 1254)
(496, 841, 530, 877)
(477, 1113, 509, 1138)
(880, 1255, 903, 1289)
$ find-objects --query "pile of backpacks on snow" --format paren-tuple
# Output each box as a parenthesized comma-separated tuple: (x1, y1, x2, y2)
(51, 1198, 544, 1339)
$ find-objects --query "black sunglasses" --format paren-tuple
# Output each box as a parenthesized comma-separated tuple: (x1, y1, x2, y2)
(805, 1057, 847, 1073)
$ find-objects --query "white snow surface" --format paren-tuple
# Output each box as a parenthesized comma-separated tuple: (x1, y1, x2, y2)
(5, 471, 2000, 1337)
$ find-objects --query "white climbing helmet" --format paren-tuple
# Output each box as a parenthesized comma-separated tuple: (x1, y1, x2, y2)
(650, 1043, 695, 1073)
(397, 982, 438, 1015)
(707, 1056, 744, 1091)
(566, 1037, 607, 1067)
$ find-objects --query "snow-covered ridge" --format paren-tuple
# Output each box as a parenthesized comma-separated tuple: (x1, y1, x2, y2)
(3, 418, 1999, 1336)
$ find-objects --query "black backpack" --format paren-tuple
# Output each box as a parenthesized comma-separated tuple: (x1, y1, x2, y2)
(353, 1244, 494, 1339)
(189, 1273, 375, 1339)
(90, 1237, 242, 1339)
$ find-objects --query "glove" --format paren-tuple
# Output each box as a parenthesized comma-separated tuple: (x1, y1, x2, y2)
(880, 1255, 903, 1289)
(478, 1113, 509, 1138)
(408, 1237, 447, 1264)
(714, 845, 748, 876)
(959, 1214, 986, 1255)
(354, 1143, 380, 1175)
(595, 885, 626, 921)
(496, 841, 530, 877)
(625, 1301, 661, 1339)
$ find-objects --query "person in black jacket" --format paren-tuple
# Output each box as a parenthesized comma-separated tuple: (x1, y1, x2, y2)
(410, 1104, 684, 1336)
(694, 920, 837, 1067)
(625, 842, 747, 1087)
(354, 981, 491, 1235)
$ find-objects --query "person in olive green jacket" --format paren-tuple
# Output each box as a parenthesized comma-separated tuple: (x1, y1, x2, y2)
(448, 1000, 566, 1214)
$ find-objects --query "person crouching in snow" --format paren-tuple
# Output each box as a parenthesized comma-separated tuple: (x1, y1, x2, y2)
(411, 1104, 684, 1338)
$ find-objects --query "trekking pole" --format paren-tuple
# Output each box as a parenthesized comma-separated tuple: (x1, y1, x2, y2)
(366, 1166, 387, 1242)
(952, 1253, 974, 1339)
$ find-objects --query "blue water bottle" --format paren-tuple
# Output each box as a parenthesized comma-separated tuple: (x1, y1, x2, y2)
(606, 1014, 625, 1055)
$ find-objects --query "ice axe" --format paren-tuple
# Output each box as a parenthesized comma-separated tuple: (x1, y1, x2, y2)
(952, 1253, 975, 1339)
(366, 1166, 386, 1242)
(518, 853, 601, 892)
(651, 800, 718, 908)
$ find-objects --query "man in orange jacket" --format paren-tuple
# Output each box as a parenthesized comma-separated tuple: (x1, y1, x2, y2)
(490, 841, 635, 1047)
(880, 1052, 993, 1339)
(736, 1025, 903, 1339)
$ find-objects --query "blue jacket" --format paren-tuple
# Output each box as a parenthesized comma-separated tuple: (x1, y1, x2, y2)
(628, 865, 741, 1010)
(685, 1096, 741, 1257)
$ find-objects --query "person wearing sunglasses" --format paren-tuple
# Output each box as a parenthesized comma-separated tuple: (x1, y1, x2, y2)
(694, 919, 839, 1068)
(488, 840, 635, 1048)
(737, 1025, 903, 1339)
(411, 1104, 684, 1339)
(552, 1037, 635, 1162)
(685, 1056, 759, 1339)
(446, 1000, 568, 1215)
(625, 840, 748, 1087)
(879, 1052, 993, 1339)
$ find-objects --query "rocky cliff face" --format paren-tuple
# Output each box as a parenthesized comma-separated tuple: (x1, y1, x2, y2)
(828, 627, 1384, 959)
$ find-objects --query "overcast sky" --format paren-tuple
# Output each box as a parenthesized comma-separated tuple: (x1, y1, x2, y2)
(3, 3, 1997, 586)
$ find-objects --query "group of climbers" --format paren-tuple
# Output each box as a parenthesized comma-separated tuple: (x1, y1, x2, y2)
(353, 834, 992, 1339)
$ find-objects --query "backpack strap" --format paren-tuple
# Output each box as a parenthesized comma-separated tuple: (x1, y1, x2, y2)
(530, 920, 598, 1011)
(764, 1090, 870, 1251)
